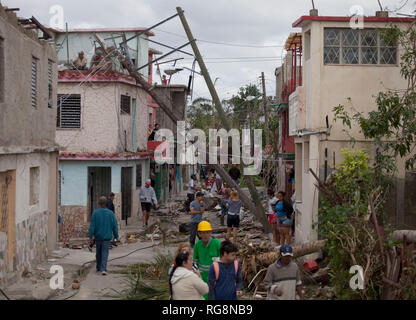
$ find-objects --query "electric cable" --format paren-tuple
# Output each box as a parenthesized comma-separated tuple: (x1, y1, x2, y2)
(0, 287, 11, 300)
(62, 242, 160, 300)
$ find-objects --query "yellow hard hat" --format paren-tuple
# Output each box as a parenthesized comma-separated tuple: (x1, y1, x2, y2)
(197, 221, 212, 232)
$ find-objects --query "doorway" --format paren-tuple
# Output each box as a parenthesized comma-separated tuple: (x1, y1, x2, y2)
(88, 167, 111, 217)
(121, 167, 132, 224)
(0, 170, 16, 272)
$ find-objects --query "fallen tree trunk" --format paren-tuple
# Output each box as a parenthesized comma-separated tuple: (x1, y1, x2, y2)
(392, 230, 416, 243)
(256, 240, 326, 266)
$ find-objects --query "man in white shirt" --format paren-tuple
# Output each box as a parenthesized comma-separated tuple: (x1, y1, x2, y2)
(186, 174, 199, 214)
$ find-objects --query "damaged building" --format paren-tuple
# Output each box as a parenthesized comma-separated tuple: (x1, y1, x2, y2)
(0, 5, 58, 287)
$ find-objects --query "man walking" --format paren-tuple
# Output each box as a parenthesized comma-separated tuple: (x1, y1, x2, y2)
(186, 174, 199, 214)
(140, 179, 158, 227)
(88, 196, 119, 275)
(189, 192, 204, 247)
(263, 244, 304, 300)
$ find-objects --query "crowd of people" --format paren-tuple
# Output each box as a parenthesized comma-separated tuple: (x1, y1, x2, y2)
(86, 163, 301, 299)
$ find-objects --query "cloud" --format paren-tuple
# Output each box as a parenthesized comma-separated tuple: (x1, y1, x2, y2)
(3, 0, 414, 100)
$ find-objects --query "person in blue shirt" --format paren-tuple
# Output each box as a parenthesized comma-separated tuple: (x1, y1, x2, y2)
(88, 196, 119, 275)
(208, 240, 243, 300)
(275, 191, 294, 246)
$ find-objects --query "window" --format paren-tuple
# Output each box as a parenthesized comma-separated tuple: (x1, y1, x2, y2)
(48, 60, 53, 108)
(121, 94, 131, 114)
(30, 167, 40, 205)
(324, 28, 397, 65)
(136, 164, 142, 188)
(57, 94, 81, 128)
(31, 56, 38, 108)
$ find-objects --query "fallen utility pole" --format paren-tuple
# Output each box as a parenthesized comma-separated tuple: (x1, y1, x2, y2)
(176, 7, 270, 232)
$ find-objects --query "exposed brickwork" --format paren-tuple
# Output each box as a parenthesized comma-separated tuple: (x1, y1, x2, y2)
(59, 205, 88, 243)
(59, 198, 123, 244)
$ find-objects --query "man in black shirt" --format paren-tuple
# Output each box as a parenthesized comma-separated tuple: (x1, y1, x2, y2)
(148, 123, 160, 141)
(228, 164, 241, 185)
(107, 192, 115, 212)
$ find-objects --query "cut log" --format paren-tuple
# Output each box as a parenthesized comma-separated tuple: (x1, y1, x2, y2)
(256, 240, 326, 266)
(392, 230, 416, 243)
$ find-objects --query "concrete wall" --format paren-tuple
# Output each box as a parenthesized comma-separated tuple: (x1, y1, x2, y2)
(0, 6, 59, 287)
(0, 7, 57, 148)
(56, 82, 148, 153)
(154, 86, 188, 135)
(0, 152, 57, 286)
(293, 20, 412, 245)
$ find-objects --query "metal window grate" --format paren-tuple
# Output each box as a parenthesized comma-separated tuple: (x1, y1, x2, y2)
(31, 57, 37, 108)
(121, 95, 131, 114)
(57, 94, 81, 128)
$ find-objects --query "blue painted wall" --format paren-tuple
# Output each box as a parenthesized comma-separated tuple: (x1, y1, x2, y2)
(59, 160, 147, 206)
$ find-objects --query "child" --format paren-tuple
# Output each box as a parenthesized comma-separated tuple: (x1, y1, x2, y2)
(267, 189, 279, 244)
(208, 240, 243, 300)
(225, 190, 242, 243)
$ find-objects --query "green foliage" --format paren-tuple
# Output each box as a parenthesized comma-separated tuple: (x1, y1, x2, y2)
(317, 149, 390, 299)
(116, 253, 173, 300)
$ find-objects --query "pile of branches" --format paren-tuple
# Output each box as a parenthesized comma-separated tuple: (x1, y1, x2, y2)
(238, 235, 325, 296)
(310, 166, 416, 299)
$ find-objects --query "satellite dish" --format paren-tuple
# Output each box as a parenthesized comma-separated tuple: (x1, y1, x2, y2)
(164, 65, 183, 75)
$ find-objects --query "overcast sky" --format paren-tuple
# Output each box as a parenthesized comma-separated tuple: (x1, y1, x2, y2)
(3, 0, 415, 101)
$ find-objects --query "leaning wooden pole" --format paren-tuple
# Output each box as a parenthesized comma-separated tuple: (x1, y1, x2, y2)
(176, 7, 269, 231)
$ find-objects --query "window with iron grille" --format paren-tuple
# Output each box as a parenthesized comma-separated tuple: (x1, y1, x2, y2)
(136, 164, 142, 187)
(57, 94, 81, 128)
(324, 28, 397, 65)
(48, 60, 53, 108)
(121, 95, 131, 114)
(31, 56, 38, 108)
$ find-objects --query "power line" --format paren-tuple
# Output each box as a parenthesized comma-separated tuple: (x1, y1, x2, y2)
(153, 28, 285, 48)
(201, 58, 283, 64)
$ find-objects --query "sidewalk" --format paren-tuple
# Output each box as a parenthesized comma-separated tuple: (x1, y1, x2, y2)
(1, 240, 175, 300)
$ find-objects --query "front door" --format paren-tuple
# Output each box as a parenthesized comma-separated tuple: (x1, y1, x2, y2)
(88, 167, 111, 217)
(121, 167, 132, 224)
(0, 170, 16, 272)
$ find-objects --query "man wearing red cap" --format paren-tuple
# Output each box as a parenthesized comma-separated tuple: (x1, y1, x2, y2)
(139, 179, 158, 227)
